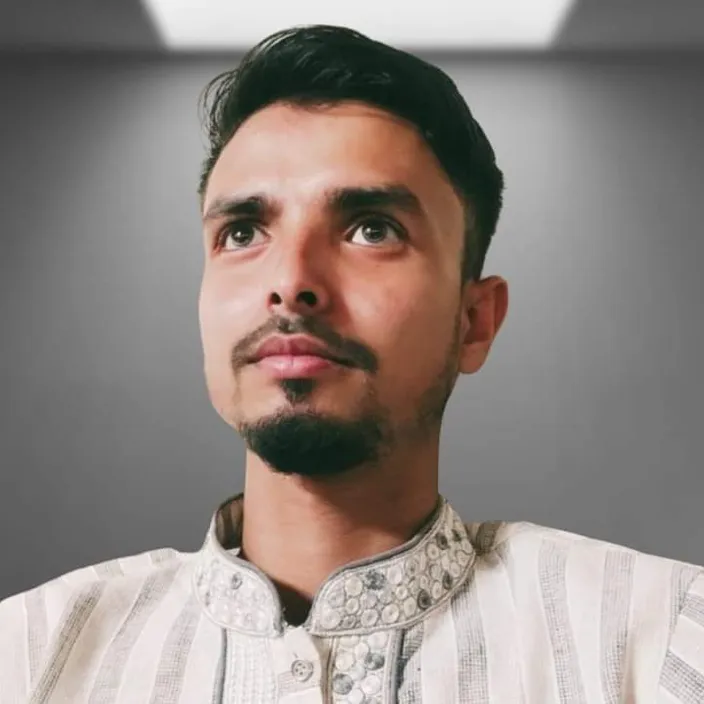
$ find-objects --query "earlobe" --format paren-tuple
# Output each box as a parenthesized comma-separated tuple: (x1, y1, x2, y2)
(457, 338, 491, 376)
(456, 275, 508, 375)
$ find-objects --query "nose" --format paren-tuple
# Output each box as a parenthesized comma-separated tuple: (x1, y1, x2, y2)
(266, 244, 332, 318)
(269, 287, 324, 315)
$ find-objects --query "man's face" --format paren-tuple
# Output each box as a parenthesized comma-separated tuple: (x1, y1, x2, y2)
(199, 100, 472, 477)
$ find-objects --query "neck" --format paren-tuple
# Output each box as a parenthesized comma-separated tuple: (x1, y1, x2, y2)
(239, 441, 440, 627)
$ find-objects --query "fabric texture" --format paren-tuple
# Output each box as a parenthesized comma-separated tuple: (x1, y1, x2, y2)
(1, 491, 703, 703)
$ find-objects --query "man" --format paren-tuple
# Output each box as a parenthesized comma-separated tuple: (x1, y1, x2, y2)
(1, 23, 702, 704)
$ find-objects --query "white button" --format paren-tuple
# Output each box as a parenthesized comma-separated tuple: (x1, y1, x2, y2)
(291, 659, 314, 682)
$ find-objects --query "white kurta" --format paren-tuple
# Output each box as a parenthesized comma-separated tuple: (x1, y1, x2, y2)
(1, 492, 702, 703)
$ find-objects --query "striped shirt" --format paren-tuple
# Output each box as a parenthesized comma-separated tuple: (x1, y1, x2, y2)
(1, 492, 703, 703)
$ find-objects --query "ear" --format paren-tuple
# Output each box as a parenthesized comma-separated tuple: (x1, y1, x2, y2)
(457, 275, 509, 375)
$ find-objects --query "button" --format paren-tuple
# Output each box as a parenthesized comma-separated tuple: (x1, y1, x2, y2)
(291, 659, 314, 682)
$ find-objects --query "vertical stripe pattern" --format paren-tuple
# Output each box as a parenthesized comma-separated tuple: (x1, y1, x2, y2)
(452, 575, 489, 702)
(538, 539, 588, 704)
(24, 585, 48, 686)
(88, 566, 180, 703)
(420, 602, 459, 702)
(659, 571, 704, 703)
(223, 628, 276, 702)
(28, 582, 105, 704)
(670, 563, 703, 633)
(148, 596, 202, 704)
(396, 620, 424, 702)
(1, 515, 703, 702)
(599, 549, 635, 703)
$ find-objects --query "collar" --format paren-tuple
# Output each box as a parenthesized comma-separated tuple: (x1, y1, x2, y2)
(192, 492, 477, 638)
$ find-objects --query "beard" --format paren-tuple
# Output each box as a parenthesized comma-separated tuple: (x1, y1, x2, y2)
(238, 403, 389, 478)
(237, 350, 459, 480)
(236, 305, 463, 479)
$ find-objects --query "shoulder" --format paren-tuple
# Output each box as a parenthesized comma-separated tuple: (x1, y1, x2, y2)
(464, 520, 704, 699)
(1, 545, 190, 618)
(0, 545, 193, 624)
(657, 564, 704, 701)
(465, 518, 703, 594)
(0, 546, 194, 700)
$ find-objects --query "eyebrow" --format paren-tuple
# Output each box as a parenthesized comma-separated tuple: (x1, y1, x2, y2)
(202, 184, 427, 224)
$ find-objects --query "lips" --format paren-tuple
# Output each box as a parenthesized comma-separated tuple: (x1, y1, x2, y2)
(248, 335, 352, 367)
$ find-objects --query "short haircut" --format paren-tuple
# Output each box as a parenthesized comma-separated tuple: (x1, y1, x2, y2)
(198, 25, 505, 282)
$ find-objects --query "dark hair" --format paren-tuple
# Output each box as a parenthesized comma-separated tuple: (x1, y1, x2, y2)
(197, 25, 504, 283)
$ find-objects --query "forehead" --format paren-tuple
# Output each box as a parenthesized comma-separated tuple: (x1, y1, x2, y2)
(203, 101, 463, 227)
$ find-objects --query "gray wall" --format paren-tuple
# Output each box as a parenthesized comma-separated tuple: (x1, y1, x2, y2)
(1, 54, 703, 600)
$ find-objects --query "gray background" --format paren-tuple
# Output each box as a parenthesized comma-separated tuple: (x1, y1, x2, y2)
(1, 1, 704, 600)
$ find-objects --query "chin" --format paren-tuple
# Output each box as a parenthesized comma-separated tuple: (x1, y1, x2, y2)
(237, 404, 388, 477)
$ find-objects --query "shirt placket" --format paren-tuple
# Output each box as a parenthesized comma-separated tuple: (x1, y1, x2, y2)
(269, 625, 330, 702)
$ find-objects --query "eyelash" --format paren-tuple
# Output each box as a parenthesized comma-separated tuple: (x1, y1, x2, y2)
(213, 216, 406, 251)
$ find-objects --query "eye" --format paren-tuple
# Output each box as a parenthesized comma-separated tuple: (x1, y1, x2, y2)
(213, 217, 405, 251)
(214, 220, 266, 250)
(348, 218, 405, 246)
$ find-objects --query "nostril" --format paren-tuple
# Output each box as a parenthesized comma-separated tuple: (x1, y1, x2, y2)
(297, 291, 317, 306)
(269, 290, 318, 306)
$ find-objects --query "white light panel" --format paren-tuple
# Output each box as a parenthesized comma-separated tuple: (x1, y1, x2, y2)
(143, 0, 576, 51)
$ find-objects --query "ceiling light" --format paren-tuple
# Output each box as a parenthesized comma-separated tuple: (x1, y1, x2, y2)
(143, 0, 576, 52)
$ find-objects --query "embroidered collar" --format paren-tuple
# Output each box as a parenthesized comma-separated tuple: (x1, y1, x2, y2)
(192, 492, 476, 638)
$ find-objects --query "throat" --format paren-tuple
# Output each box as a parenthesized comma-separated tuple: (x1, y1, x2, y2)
(239, 545, 313, 627)
(279, 584, 313, 628)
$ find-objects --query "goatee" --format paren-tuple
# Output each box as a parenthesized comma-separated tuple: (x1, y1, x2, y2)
(239, 409, 389, 477)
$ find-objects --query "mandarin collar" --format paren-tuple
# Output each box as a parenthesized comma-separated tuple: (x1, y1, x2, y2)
(192, 492, 476, 638)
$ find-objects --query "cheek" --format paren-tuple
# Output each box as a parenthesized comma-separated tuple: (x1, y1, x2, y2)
(362, 293, 455, 385)
(200, 273, 257, 341)
(198, 285, 226, 363)
(198, 287, 244, 418)
(199, 280, 248, 379)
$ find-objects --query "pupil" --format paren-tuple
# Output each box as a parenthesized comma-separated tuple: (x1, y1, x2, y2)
(364, 223, 385, 241)
(233, 227, 252, 244)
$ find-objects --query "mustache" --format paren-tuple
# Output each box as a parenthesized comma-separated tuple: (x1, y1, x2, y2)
(231, 315, 378, 374)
